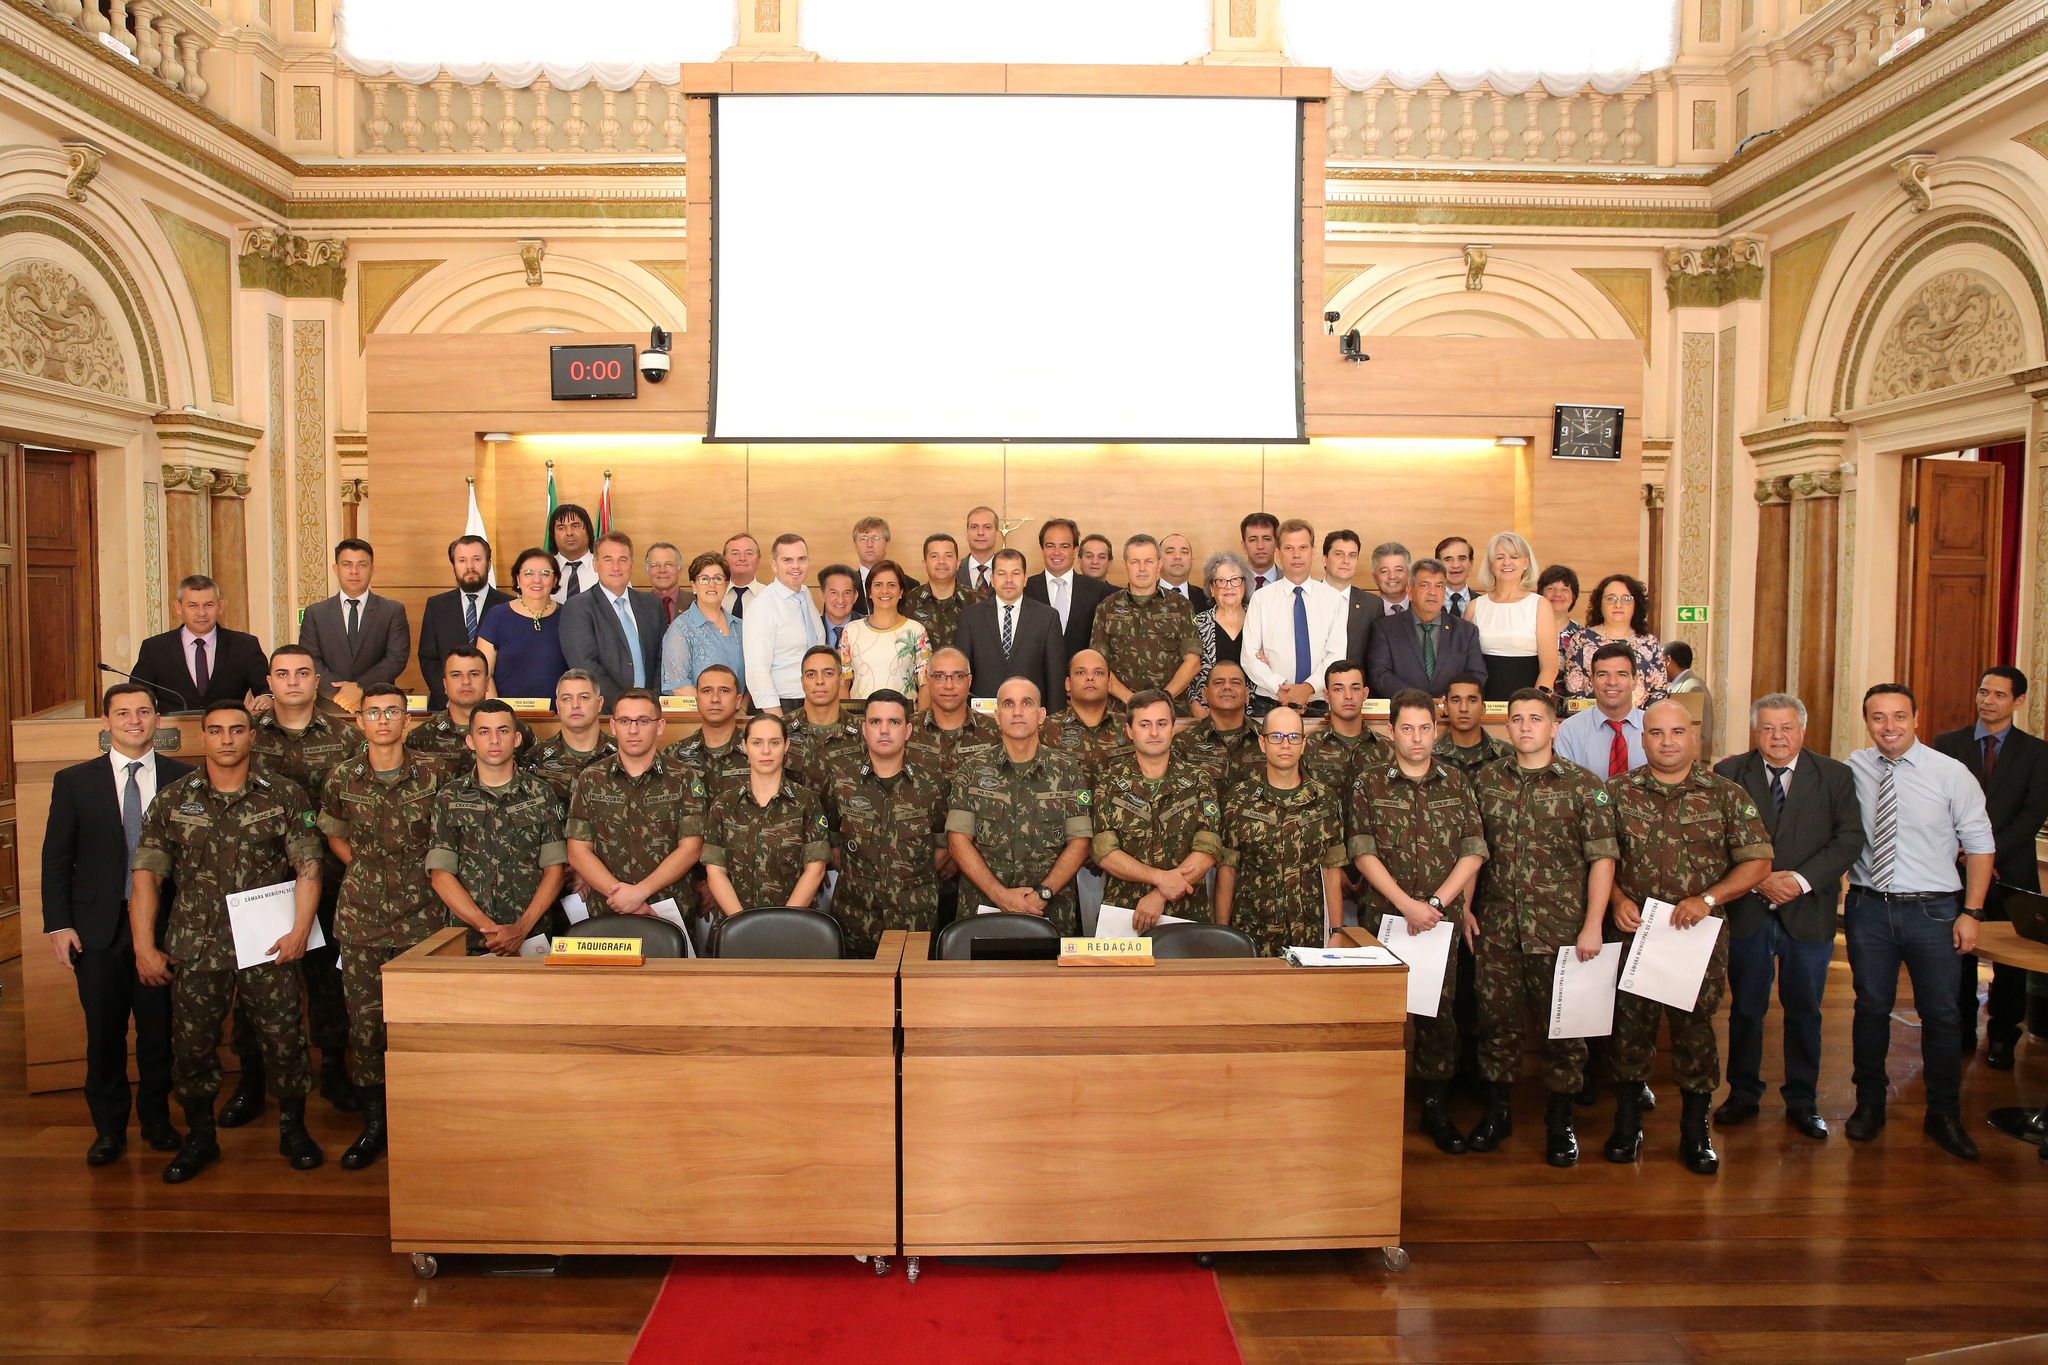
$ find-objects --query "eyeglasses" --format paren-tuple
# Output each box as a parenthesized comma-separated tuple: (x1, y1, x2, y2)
(613, 716, 662, 729)
(1603, 594, 1635, 604)
(1263, 733, 1306, 745)
(929, 671, 970, 683)
(695, 574, 728, 585)
(1211, 576, 1245, 588)
(359, 707, 406, 721)
(855, 534, 888, 544)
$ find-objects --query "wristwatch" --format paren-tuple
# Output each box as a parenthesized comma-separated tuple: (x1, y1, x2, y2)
(1701, 894, 1718, 910)
(1036, 885, 1055, 902)
(1426, 896, 1444, 911)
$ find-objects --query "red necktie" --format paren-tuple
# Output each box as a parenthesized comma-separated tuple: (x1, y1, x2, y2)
(1607, 719, 1628, 778)
(1982, 733, 1998, 782)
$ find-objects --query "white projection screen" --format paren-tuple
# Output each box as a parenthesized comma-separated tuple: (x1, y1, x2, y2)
(709, 94, 1304, 443)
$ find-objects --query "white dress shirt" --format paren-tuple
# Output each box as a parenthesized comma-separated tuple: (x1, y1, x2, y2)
(109, 746, 160, 812)
(1042, 569, 1076, 631)
(1162, 580, 1194, 603)
(964, 556, 998, 593)
(1239, 574, 1347, 701)
(722, 576, 771, 617)
(554, 552, 595, 602)
(1846, 740, 1994, 894)
(742, 580, 822, 703)
(336, 589, 370, 634)
(1760, 752, 1812, 895)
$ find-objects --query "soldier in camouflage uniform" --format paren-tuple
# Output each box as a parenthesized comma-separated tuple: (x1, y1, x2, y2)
(1604, 699, 1772, 1175)
(1173, 660, 1264, 790)
(1469, 688, 1619, 1167)
(406, 645, 538, 763)
(817, 690, 952, 957)
(1434, 673, 1513, 777)
(129, 702, 326, 1183)
(239, 644, 364, 1122)
(666, 663, 750, 794)
(1093, 690, 1223, 928)
(787, 646, 865, 786)
(427, 699, 569, 954)
(316, 685, 448, 1170)
(909, 648, 1001, 928)
(1093, 536, 1200, 712)
(901, 534, 980, 655)
(1347, 688, 1489, 1154)
(703, 713, 832, 916)
(1041, 650, 1134, 771)
(524, 669, 616, 802)
(1302, 661, 1387, 792)
(947, 677, 1095, 934)
(566, 690, 708, 924)
(1215, 707, 1346, 955)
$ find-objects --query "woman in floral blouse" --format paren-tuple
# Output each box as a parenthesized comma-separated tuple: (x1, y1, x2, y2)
(1558, 572, 1668, 709)
(838, 560, 931, 707)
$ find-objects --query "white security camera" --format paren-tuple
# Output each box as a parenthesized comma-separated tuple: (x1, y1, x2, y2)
(640, 324, 672, 383)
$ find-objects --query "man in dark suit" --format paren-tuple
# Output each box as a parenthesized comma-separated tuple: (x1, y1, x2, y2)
(297, 538, 410, 711)
(417, 534, 511, 713)
(1025, 518, 1116, 661)
(1935, 665, 2048, 1067)
(1159, 534, 1212, 613)
(41, 682, 194, 1164)
(955, 547, 1068, 713)
(129, 574, 271, 713)
(559, 531, 666, 707)
(1365, 559, 1486, 698)
(1713, 692, 1864, 1138)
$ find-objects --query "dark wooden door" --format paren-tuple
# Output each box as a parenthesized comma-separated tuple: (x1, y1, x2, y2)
(1901, 457, 2003, 740)
(21, 448, 97, 714)
(0, 442, 23, 926)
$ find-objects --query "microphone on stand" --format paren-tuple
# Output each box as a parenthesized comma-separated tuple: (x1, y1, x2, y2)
(98, 662, 201, 716)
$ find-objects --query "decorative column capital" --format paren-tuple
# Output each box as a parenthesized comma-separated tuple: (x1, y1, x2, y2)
(1754, 476, 1794, 505)
(1642, 483, 1666, 510)
(1663, 238, 1766, 306)
(160, 463, 208, 491)
(338, 478, 369, 505)
(1789, 471, 1843, 500)
(207, 468, 250, 499)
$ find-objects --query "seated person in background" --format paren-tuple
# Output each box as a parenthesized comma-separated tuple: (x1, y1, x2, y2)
(524, 670, 615, 802)
(565, 689, 705, 920)
(946, 678, 1094, 934)
(1214, 707, 1345, 956)
(1094, 534, 1200, 709)
(477, 548, 568, 703)
(839, 560, 931, 705)
(1041, 650, 1133, 769)
(1434, 672, 1512, 776)
(817, 689, 952, 958)
(901, 534, 981, 652)
(1189, 551, 1252, 718)
(787, 646, 864, 786)
(1174, 660, 1263, 789)
(702, 714, 831, 919)
(1663, 641, 1715, 756)
(1560, 573, 1667, 708)
(429, 699, 569, 956)
(1092, 690, 1224, 930)
(817, 563, 864, 652)
(667, 663, 749, 794)
(1367, 558, 1487, 699)
(407, 646, 537, 762)
(1079, 533, 1115, 581)
(659, 552, 745, 701)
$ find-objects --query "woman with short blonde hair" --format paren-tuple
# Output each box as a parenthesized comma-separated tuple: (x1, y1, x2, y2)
(1465, 531, 1558, 700)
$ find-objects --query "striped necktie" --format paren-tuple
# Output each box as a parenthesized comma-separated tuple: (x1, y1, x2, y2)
(1867, 756, 1899, 891)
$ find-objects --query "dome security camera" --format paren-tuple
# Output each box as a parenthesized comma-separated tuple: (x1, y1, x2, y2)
(641, 324, 672, 383)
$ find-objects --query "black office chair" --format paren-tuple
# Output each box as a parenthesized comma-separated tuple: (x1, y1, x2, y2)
(708, 907, 843, 959)
(931, 912, 1063, 961)
(575, 912, 688, 958)
(1146, 922, 1257, 959)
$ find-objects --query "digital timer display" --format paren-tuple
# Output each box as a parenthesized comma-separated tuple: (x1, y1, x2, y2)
(550, 344, 638, 401)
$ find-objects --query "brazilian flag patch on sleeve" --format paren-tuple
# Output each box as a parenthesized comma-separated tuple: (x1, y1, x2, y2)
(1593, 789, 1611, 805)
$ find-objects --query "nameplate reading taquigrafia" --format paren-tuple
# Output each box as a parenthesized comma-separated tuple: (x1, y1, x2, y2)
(544, 936, 645, 966)
(1058, 937, 1154, 966)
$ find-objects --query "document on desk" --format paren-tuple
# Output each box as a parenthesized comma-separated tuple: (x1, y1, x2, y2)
(1377, 914, 1454, 1017)
(561, 892, 590, 925)
(1093, 904, 1190, 939)
(519, 934, 551, 958)
(1283, 945, 1401, 967)
(1618, 897, 1723, 1012)
(648, 898, 697, 958)
(227, 881, 328, 971)
(1548, 943, 1621, 1039)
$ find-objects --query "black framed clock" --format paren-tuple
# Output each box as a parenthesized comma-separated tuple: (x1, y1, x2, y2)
(1551, 404, 1625, 461)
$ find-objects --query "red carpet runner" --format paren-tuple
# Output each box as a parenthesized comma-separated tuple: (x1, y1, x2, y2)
(626, 1255, 1244, 1365)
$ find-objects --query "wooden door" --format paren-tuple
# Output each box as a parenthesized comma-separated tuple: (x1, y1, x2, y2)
(0, 442, 24, 929)
(1900, 458, 2003, 739)
(21, 448, 97, 714)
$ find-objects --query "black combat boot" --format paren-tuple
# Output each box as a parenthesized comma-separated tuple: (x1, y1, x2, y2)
(1544, 1090, 1579, 1167)
(1465, 1082, 1514, 1152)
(277, 1096, 325, 1170)
(320, 1051, 362, 1113)
(1679, 1090, 1719, 1175)
(341, 1085, 388, 1170)
(1603, 1081, 1643, 1163)
(1419, 1079, 1468, 1154)
(162, 1100, 220, 1184)
(217, 1061, 267, 1128)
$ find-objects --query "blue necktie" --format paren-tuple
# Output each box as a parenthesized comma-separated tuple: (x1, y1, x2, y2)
(463, 592, 479, 642)
(614, 593, 646, 687)
(1292, 585, 1311, 684)
(122, 760, 143, 877)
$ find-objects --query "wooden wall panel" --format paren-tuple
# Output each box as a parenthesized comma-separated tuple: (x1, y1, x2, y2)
(746, 443, 1005, 574)
(1001, 444, 1262, 571)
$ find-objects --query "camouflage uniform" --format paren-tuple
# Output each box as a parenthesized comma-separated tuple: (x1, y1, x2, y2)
(702, 780, 831, 911)
(907, 709, 1002, 782)
(318, 756, 449, 1086)
(667, 727, 751, 794)
(1040, 707, 1134, 773)
(1346, 759, 1489, 1080)
(1472, 758, 1621, 1093)
(946, 746, 1095, 933)
(1302, 725, 1389, 794)
(1090, 754, 1225, 920)
(1433, 730, 1514, 779)
(1092, 589, 1199, 704)
(526, 730, 617, 803)
(902, 583, 981, 652)
(1607, 763, 1772, 1094)
(1172, 716, 1265, 790)
(1221, 777, 1346, 956)
(426, 768, 569, 954)
(405, 707, 540, 766)
(565, 752, 708, 909)
(817, 759, 951, 957)
(131, 771, 323, 1106)
(248, 710, 363, 1061)
(785, 712, 865, 789)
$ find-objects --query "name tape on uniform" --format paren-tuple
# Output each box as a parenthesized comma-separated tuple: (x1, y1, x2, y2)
(1058, 937, 1154, 965)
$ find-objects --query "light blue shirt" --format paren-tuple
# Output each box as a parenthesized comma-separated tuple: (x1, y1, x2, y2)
(743, 580, 821, 702)
(602, 586, 646, 688)
(1846, 740, 1994, 893)
(1555, 705, 1645, 778)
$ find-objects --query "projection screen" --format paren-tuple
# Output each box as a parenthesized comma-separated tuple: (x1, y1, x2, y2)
(709, 94, 1303, 443)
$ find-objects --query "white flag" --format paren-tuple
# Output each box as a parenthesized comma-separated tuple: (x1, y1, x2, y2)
(464, 480, 486, 540)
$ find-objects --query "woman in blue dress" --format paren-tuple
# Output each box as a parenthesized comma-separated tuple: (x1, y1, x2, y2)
(476, 547, 569, 700)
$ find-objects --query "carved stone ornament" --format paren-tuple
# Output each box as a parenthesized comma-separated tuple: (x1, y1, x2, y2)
(1866, 269, 2026, 403)
(1642, 483, 1666, 510)
(1663, 238, 1766, 307)
(0, 260, 130, 395)
(60, 140, 105, 203)
(518, 239, 546, 288)
(238, 224, 347, 268)
(339, 477, 368, 505)
(1892, 153, 1936, 215)
(208, 468, 249, 498)
(1789, 472, 1843, 500)
(1463, 245, 1489, 292)
(1754, 476, 1794, 504)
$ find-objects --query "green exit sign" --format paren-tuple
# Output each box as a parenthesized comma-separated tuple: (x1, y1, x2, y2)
(1676, 605, 1711, 624)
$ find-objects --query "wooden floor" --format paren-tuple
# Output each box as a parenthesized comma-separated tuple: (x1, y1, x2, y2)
(3, 949, 2046, 1365)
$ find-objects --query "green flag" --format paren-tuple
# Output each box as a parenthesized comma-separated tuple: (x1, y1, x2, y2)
(543, 461, 558, 552)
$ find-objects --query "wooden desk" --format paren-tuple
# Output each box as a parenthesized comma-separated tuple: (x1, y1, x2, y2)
(384, 927, 905, 1259)
(897, 931, 1409, 1258)
(1971, 922, 2048, 973)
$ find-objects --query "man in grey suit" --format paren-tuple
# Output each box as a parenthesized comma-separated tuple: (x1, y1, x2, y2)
(955, 547, 1068, 713)
(559, 531, 667, 708)
(1365, 559, 1486, 698)
(298, 538, 411, 712)
(1712, 692, 1863, 1139)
